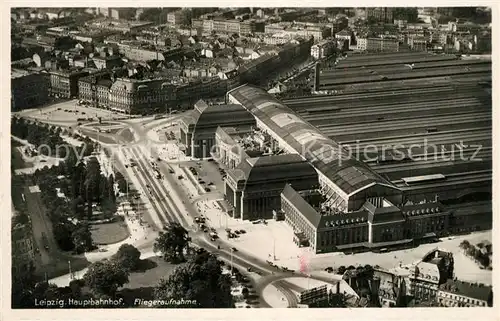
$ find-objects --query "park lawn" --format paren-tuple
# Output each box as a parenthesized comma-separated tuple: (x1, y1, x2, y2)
(90, 218, 130, 245)
(122, 256, 177, 289)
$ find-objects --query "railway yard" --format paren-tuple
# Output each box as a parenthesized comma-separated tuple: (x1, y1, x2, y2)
(284, 51, 492, 204)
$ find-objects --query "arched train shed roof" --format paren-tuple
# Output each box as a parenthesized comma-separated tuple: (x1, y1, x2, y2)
(227, 85, 398, 197)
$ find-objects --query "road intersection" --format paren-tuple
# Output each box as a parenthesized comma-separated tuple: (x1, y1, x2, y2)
(42, 111, 336, 307)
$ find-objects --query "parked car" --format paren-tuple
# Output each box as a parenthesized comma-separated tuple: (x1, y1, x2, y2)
(234, 230, 241, 235)
(239, 229, 246, 234)
(205, 187, 211, 192)
(232, 247, 238, 252)
(178, 175, 184, 180)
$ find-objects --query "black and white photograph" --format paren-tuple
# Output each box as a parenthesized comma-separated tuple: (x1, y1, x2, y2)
(6, 4, 494, 313)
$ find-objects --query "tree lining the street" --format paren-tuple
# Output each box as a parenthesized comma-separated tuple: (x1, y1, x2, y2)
(153, 252, 233, 308)
(153, 222, 190, 263)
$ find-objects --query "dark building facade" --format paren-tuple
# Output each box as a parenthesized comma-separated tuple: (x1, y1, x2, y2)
(225, 154, 319, 221)
(11, 69, 50, 111)
(179, 100, 256, 158)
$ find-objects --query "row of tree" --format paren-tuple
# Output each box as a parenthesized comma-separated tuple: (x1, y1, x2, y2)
(459, 240, 492, 268)
(12, 117, 69, 158)
(32, 149, 117, 252)
(12, 117, 98, 158)
(13, 223, 233, 308)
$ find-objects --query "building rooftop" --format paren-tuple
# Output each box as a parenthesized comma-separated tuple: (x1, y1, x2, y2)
(439, 279, 492, 302)
(228, 153, 318, 194)
(181, 101, 255, 132)
(228, 85, 397, 197)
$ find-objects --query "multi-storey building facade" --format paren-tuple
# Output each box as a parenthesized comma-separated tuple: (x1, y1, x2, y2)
(78, 71, 113, 108)
(408, 262, 441, 301)
(365, 7, 394, 23)
(108, 78, 176, 114)
(437, 280, 492, 307)
(357, 38, 400, 52)
(226, 155, 319, 221)
(48, 69, 89, 98)
(11, 69, 50, 111)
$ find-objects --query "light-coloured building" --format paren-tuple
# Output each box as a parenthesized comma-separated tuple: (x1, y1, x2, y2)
(108, 77, 176, 114)
(357, 37, 399, 52)
(311, 40, 335, 59)
(214, 126, 253, 169)
(167, 11, 182, 25)
(408, 262, 441, 301)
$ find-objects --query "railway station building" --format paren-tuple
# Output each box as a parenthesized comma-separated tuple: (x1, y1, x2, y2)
(225, 84, 492, 253)
(179, 100, 256, 158)
(224, 154, 319, 221)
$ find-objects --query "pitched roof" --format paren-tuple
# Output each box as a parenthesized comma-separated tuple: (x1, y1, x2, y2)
(439, 279, 492, 302)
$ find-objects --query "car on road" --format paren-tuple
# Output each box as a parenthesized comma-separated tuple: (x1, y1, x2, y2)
(57, 107, 61, 110)
(232, 247, 238, 252)
(178, 175, 184, 180)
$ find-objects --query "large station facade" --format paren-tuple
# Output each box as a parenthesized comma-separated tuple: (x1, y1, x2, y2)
(180, 84, 491, 253)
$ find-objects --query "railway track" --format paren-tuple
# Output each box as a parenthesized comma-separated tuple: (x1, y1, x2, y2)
(392, 170, 492, 189)
(319, 112, 491, 136)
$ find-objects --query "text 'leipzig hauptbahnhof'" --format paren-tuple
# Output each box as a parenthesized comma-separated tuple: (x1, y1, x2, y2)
(179, 81, 491, 254)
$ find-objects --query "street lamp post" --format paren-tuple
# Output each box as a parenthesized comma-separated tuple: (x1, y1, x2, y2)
(230, 248, 234, 276)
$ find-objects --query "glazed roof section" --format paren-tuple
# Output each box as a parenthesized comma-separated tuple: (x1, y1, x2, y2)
(230, 154, 318, 194)
(282, 185, 370, 229)
(181, 100, 255, 131)
(228, 85, 397, 196)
